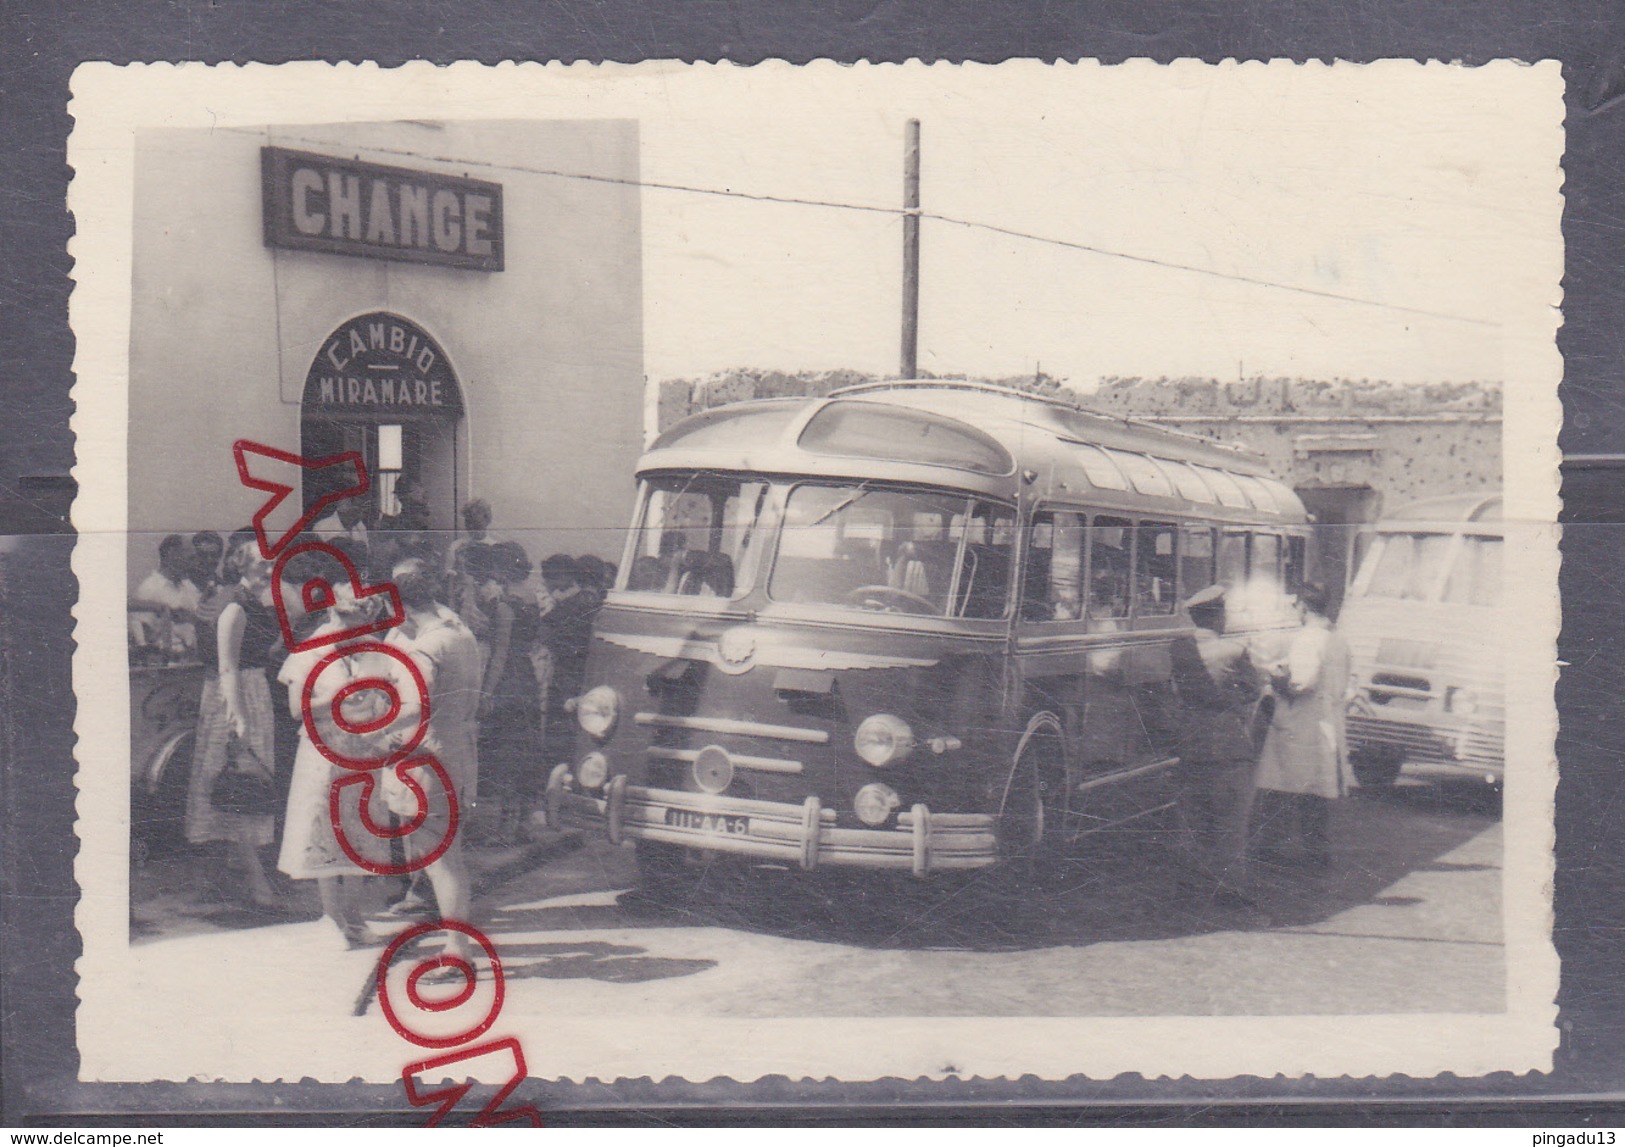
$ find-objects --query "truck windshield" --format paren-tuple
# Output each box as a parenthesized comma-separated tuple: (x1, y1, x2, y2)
(1442, 535, 1502, 607)
(769, 482, 1015, 618)
(1357, 531, 1464, 602)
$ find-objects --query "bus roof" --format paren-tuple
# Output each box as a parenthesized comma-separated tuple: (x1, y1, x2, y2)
(1380, 492, 1502, 530)
(642, 380, 1307, 525)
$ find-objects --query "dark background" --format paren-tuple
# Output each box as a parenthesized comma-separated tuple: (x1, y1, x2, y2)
(4, 0, 1625, 1126)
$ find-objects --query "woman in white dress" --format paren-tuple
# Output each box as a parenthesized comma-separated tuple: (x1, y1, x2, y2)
(276, 584, 394, 947)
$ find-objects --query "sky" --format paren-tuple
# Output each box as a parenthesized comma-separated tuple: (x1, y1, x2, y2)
(632, 63, 1561, 391)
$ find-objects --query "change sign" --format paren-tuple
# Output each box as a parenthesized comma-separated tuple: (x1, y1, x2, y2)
(262, 146, 504, 272)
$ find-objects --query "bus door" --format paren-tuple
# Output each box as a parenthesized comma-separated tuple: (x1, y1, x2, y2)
(1075, 514, 1176, 831)
(1119, 518, 1183, 818)
(1016, 506, 1088, 737)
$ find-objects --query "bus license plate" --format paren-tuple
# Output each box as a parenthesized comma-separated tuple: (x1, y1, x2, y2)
(664, 808, 749, 836)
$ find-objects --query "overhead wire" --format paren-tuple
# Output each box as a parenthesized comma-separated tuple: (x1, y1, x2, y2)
(227, 126, 1501, 328)
(922, 212, 1497, 327)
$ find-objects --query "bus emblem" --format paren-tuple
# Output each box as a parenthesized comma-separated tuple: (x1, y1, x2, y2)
(716, 627, 757, 673)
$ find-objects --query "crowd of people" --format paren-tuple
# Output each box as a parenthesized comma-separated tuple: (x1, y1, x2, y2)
(1169, 580, 1352, 914)
(130, 497, 610, 944)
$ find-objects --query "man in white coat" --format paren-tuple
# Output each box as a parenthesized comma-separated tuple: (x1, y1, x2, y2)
(1254, 583, 1353, 870)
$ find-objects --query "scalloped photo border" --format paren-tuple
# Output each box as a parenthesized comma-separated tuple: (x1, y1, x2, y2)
(66, 58, 1562, 1086)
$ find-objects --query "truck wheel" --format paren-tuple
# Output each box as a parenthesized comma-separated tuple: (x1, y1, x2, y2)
(1352, 747, 1404, 789)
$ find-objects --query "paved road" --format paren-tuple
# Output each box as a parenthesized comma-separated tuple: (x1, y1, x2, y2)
(130, 778, 1502, 1019)
(475, 778, 1503, 1017)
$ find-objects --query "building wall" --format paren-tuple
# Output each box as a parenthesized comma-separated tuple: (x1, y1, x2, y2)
(1084, 377, 1502, 515)
(1098, 415, 1503, 513)
(128, 119, 644, 591)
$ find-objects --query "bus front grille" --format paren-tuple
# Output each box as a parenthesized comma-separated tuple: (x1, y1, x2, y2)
(633, 712, 829, 744)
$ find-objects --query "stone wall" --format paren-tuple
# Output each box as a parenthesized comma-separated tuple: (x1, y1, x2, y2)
(1086, 377, 1500, 514)
(655, 371, 1502, 517)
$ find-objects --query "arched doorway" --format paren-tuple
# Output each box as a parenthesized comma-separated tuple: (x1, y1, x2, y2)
(300, 312, 464, 539)
(1295, 485, 1382, 619)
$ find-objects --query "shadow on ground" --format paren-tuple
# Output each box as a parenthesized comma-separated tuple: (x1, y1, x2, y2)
(128, 853, 324, 944)
(496, 938, 716, 983)
(129, 830, 573, 945)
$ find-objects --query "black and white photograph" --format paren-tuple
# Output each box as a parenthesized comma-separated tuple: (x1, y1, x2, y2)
(66, 60, 1560, 1089)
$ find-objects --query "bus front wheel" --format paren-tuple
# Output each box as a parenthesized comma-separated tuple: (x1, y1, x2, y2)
(630, 839, 749, 908)
(998, 733, 1067, 875)
(633, 839, 694, 900)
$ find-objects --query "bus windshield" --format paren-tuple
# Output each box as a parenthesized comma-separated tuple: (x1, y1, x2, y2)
(770, 482, 1015, 618)
(618, 475, 1016, 618)
(622, 474, 769, 598)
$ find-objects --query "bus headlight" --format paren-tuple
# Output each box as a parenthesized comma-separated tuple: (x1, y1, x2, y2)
(576, 751, 610, 791)
(1446, 687, 1479, 717)
(854, 782, 902, 826)
(576, 685, 620, 739)
(854, 713, 915, 767)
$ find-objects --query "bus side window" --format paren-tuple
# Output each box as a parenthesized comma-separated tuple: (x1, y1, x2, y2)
(1088, 515, 1132, 619)
(1285, 534, 1307, 594)
(1252, 532, 1281, 586)
(955, 502, 1017, 619)
(1180, 525, 1216, 600)
(1135, 522, 1178, 616)
(1049, 512, 1086, 620)
(1023, 509, 1086, 622)
(1022, 512, 1055, 621)
(1218, 530, 1248, 590)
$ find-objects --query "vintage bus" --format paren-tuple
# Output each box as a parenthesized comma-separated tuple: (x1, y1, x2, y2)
(545, 381, 1310, 880)
(1341, 493, 1505, 787)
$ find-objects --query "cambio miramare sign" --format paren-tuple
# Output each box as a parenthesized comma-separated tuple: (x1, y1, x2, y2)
(262, 146, 504, 272)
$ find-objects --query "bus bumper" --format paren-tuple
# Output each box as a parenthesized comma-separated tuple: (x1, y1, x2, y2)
(544, 766, 997, 877)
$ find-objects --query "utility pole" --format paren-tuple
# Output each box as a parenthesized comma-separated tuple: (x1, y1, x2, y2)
(901, 118, 921, 379)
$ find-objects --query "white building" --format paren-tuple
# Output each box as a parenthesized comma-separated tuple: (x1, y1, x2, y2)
(127, 118, 645, 588)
